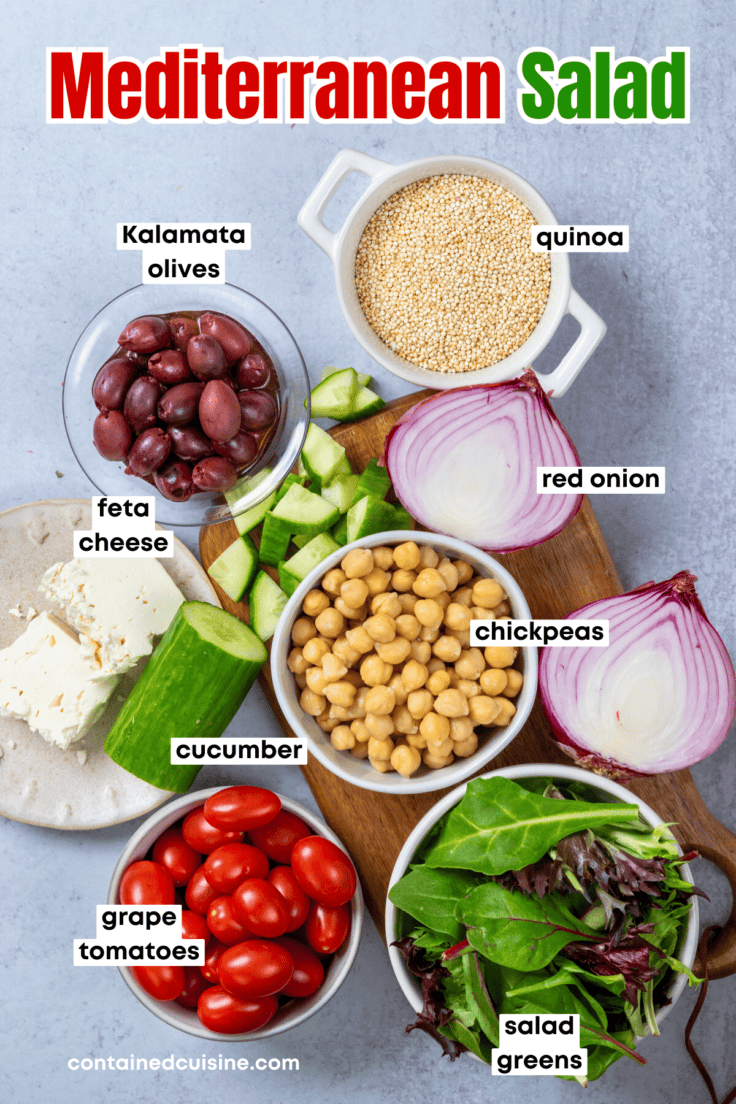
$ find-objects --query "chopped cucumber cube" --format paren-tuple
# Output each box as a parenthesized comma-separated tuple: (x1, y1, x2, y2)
(300, 423, 349, 491)
(322, 474, 361, 514)
(271, 484, 339, 534)
(321, 365, 372, 388)
(207, 534, 259, 602)
(346, 495, 397, 542)
(249, 571, 289, 642)
(350, 457, 391, 505)
(225, 469, 276, 535)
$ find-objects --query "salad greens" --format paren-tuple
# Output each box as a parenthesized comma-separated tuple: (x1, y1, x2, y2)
(389, 776, 702, 1085)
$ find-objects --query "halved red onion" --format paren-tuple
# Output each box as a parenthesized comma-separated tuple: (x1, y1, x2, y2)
(539, 572, 736, 779)
(383, 371, 582, 552)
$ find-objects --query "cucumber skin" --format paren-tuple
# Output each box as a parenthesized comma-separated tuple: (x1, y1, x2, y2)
(104, 603, 266, 793)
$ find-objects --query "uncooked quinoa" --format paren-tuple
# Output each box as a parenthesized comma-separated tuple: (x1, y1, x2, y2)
(354, 174, 551, 373)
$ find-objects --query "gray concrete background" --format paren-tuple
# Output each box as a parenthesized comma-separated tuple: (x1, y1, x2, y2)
(1, 2, 734, 1102)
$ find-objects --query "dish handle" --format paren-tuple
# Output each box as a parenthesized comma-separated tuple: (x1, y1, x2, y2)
(533, 288, 606, 398)
(298, 148, 392, 261)
(683, 834, 736, 981)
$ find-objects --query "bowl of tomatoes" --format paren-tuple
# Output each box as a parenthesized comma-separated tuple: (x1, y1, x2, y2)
(108, 785, 363, 1040)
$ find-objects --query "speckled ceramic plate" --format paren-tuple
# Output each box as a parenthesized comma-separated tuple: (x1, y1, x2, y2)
(0, 500, 220, 830)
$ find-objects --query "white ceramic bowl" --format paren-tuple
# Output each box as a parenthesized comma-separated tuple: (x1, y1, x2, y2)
(386, 763, 699, 1045)
(271, 532, 537, 795)
(298, 150, 606, 397)
(108, 787, 364, 1041)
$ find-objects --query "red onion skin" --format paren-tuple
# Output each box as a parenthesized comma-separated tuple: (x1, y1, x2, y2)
(383, 371, 583, 553)
(539, 572, 736, 781)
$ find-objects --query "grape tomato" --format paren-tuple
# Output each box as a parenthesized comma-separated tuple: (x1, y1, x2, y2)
(291, 836, 357, 908)
(176, 966, 212, 1009)
(207, 896, 256, 946)
(197, 987, 278, 1035)
(181, 910, 210, 944)
(218, 939, 294, 999)
(231, 879, 290, 939)
(273, 937, 325, 998)
(266, 867, 310, 932)
(201, 938, 228, 984)
(204, 842, 269, 894)
(182, 807, 244, 854)
(184, 865, 221, 915)
(119, 861, 176, 906)
(203, 786, 281, 832)
(131, 964, 185, 1002)
(151, 827, 201, 886)
(248, 809, 311, 864)
(305, 901, 351, 956)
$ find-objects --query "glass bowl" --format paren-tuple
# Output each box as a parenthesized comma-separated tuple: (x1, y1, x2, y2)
(63, 284, 310, 527)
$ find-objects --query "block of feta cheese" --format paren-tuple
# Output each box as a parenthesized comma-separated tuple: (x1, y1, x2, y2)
(40, 558, 184, 679)
(0, 612, 118, 750)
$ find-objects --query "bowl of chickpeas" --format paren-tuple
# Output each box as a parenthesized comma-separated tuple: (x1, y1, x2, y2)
(270, 532, 537, 793)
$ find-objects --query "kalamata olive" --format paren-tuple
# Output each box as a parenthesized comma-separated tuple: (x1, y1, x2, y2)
(127, 427, 171, 476)
(118, 315, 171, 354)
(92, 358, 140, 410)
(234, 354, 270, 390)
(199, 312, 251, 364)
(212, 431, 258, 467)
(192, 457, 238, 492)
(148, 348, 193, 386)
(93, 410, 133, 461)
(199, 380, 242, 443)
(238, 390, 278, 431)
(157, 382, 206, 426)
(154, 459, 195, 501)
(187, 335, 227, 381)
(124, 350, 149, 369)
(168, 316, 199, 352)
(124, 376, 164, 434)
(167, 425, 215, 463)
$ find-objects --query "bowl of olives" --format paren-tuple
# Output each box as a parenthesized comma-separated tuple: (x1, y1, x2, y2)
(63, 284, 311, 526)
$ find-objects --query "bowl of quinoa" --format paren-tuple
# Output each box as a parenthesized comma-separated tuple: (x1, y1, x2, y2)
(299, 150, 605, 395)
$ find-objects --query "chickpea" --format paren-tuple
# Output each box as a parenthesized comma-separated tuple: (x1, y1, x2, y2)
(300, 688, 326, 716)
(437, 559, 459, 593)
(314, 607, 345, 639)
(418, 545, 439, 569)
(406, 731, 428, 749)
(388, 673, 408, 706)
(450, 716, 474, 743)
(393, 704, 418, 734)
(360, 654, 393, 686)
(351, 719, 371, 743)
(444, 603, 471, 631)
(449, 629, 471, 648)
(364, 613, 396, 643)
(364, 685, 396, 716)
(329, 704, 352, 722)
(342, 547, 374, 578)
(407, 689, 434, 720)
(391, 541, 418, 570)
(409, 640, 432, 664)
(316, 709, 341, 732)
(426, 669, 451, 696)
(391, 743, 422, 778)
(367, 735, 393, 760)
(347, 686, 370, 720)
(413, 568, 446, 598)
(426, 657, 447, 675)
(423, 748, 454, 770)
(363, 567, 391, 596)
(376, 637, 412, 665)
(336, 597, 366, 621)
(395, 613, 421, 641)
(332, 635, 361, 669)
(434, 688, 470, 718)
(457, 679, 481, 699)
(484, 645, 518, 669)
(472, 579, 506, 609)
(420, 625, 441, 643)
(453, 559, 474, 585)
(455, 648, 486, 680)
(452, 586, 473, 607)
(294, 672, 308, 690)
(480, 668, 508, 696)
(322, 568, 347, 596)
(392, 568, 417, 593)
(351, 741, 370, 759)
(453, 732, 479, 758)
(369, 757, 394, 773)
(330, 725, 355, 751)
(306, 666, 330, 695)
(402, 659, 429, 692)
(372, 546, 395, 571)
(494, 600, 511, 616)
(414, 598, 444, 629)
(398, 593, 418, 613)
(287, 647, 310, 675)
(493, 698, 517, 726)
(419, 711, 451, 743)
(291, 617, 317, 646)
(433, 635, 462, 663)
(345, 626, 374, 655)
(366, 712, 395, 740)
(503, 669, 524, 697)
(468, 695, 503, 725)
(321, 652, 348, 684)
(370, 592, 402, 619)
(425, 735, 453, 757)
(341, 578, 369, 609)
(302, 589, 330, 618)
(324, 680, 356, 708)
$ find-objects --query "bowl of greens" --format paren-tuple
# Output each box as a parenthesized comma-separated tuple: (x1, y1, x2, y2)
(385, 763, 701, 1086)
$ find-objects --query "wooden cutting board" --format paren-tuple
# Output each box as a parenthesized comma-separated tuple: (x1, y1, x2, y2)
(201, 391, 736, 980)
